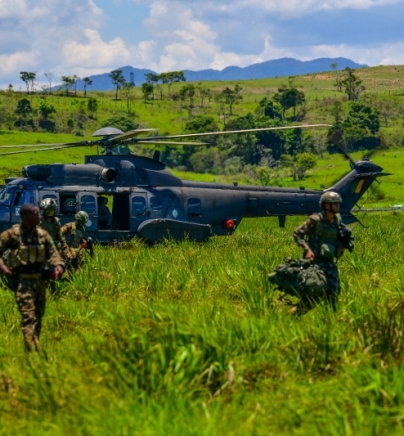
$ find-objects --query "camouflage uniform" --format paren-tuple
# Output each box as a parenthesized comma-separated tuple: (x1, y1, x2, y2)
(293, 211, 343, 310)
(39, 216, 70, 259)
(61, 222, 86, 267)
(0, 224, 64, 347)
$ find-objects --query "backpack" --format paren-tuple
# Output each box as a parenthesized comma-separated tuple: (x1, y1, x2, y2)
(268, 258, 327, 299)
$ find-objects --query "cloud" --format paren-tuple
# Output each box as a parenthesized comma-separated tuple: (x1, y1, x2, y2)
(301, 41, 404, 66)
(63, 29, 132, 72)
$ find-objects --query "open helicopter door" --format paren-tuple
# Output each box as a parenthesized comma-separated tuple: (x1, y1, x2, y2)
(78, 193, 98, 231)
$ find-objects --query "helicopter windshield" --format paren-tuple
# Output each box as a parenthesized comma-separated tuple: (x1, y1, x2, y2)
(0, 188, 12, 206)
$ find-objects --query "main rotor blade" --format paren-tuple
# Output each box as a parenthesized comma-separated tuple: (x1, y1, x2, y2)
(134, 140, 209, 146)
(0, 142, 93, 156)
(109, 129, 158, 143)
(0, 140, 92, 148)
(133, 124, 332, 141)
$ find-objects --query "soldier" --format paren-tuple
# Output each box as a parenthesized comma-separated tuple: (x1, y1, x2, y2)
(0, 204, 64, 351)
(97, 196, 113, 230)
(39, 198, 71, 260)
(61, 211, 89, 268)
(293, 191, 352, 312)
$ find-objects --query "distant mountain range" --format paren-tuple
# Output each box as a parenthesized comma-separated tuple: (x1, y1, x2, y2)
(67, 57, 367, 92)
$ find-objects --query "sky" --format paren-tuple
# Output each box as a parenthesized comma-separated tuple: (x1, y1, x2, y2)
(1, 0, 404, 89)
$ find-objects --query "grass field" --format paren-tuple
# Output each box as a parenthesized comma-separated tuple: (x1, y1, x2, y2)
(1, 214, 404, 435)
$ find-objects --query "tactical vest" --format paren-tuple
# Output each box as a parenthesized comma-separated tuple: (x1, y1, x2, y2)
(308, 212, 341, 260)
(39, 217, 61, 243)
(8, 225, 47, 269)
(65, 223, 85, 248)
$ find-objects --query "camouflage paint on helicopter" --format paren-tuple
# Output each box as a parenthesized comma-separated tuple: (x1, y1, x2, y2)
(0, 126, 390, 243)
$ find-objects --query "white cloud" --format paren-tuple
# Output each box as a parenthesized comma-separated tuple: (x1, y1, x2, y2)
(302, 41, 404, 65)
(63, 29, 132, 71)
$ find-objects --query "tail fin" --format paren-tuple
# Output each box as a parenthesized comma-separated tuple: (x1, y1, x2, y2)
(328, 160, 391, 224)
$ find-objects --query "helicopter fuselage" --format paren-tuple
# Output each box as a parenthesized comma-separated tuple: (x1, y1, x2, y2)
(0, 154, 387, 243)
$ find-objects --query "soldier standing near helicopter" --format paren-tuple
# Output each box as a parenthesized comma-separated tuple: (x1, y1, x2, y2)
(61, 211, 89, 268)
(39, 198, 71, 260)
(293, 191, 354, 312)
(0, 204, 64, 351)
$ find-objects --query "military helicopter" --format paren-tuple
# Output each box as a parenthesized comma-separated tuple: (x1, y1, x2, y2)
(0, 124, 389, 243)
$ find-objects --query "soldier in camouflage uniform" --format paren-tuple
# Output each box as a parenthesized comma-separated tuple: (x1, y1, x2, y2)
(39, 198, 71, 260)
(0, 204, 64, 351)
(61, 211, 89, 268)
(293, 191, 350, 312)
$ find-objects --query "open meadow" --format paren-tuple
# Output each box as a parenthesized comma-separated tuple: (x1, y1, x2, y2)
(1, 214, 404, 435)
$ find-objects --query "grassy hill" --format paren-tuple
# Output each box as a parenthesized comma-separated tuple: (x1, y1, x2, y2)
(1, 64, 404, 204)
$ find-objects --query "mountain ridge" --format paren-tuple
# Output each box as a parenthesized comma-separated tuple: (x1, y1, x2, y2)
(69, 57, 367, 91)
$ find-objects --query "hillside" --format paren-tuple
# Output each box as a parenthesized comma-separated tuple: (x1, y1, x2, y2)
(65, 57, 366, 91)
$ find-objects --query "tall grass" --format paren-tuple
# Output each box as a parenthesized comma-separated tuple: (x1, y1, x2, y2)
(1, 215, 404, 434)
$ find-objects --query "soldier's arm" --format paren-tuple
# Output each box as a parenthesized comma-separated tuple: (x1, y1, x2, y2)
(60, 223, 71, 235)
(57, 227, 71, 258)
(45, 234, 65, 270)
(0, 230, 14, 275)
(293, 216, 318, 248)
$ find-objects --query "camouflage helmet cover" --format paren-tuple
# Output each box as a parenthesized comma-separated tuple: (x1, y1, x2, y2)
(319, 191, 342, 207)
(75, 211, 89, 224)
(40, 198, 58, 211)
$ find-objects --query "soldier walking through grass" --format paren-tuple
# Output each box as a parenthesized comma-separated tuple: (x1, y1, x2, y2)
(61, 211, 89, 268)
(0, 204, 64, 351)
(293, 191, 353, 313)
(39, 198, 71, 260)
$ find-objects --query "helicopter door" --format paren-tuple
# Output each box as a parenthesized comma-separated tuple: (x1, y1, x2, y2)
(78, 193, 97, 231)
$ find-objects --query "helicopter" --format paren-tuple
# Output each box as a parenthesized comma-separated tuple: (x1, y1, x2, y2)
(0, 125, 390, 243)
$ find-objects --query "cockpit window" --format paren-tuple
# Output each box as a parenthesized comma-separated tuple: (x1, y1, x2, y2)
(132, 196, 146, 215)
(0, 189, 12, 206)
(13, 190, 35, 206)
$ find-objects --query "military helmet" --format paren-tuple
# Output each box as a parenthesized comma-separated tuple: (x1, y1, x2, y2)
(319, 191, 342, 207)
(75, 211, 89, 224)
(40, 198, 58, 211)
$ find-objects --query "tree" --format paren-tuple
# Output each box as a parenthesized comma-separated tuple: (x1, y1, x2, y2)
(196, 85, 211, 107)
(20, 72, 36, 94)
(184, 115, 219, 134)
(15, 98, 33, 129)
(341, 67, 365, 101)
(44, 72, 53, 94)
(330, 63, 342, 92)
(72, 75, 80, 96)
(273, 86, 305, 118)
(87, 97, 98, 118)
(220, 84, 243, 115)
(75, 105, 87, 135)
(161, 71, 186, 97)
(280, 152, 317, 181)
(327, 101, 380, 152)
(329, 100, 344, 123)
(141, 82, 154, 101)
(109, 69, 126, 99)
(258, 98, 283, 120)
(179, 84, 196, 116)
(102, 116, 138, 132)
(39, 101, 56, 120)
(123, 82, 135, 114)
(83, 77, 93, 98)
(61, 76, 75, 96)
